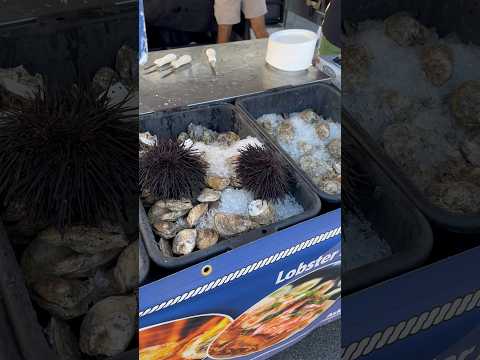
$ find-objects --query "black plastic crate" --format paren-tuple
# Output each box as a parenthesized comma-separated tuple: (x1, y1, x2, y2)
(342, 126, 433, 294)
(236, 82, 341, 204)
(139, 103, 322, 270)
(342, 0, 480, 233)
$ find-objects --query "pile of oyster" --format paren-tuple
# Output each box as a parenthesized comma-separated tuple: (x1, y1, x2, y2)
(256, 109, 341, 195)
(140, 124, 304, 257)
(344, 12, 480, 214)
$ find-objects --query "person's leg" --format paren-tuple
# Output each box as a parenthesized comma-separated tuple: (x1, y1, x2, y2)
(243, 0, 269, 39)
(214, 0, 241, 43)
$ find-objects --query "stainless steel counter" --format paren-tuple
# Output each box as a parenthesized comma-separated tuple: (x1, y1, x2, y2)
(139, 39, 329, 114)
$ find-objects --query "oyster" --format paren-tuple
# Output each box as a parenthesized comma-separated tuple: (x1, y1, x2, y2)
(177, 132, 190, 143)
(450, 80, 480, 127)
(298, 141, 313, 155)
(343, 44, 371, 92)
(46, 317, 82, 360)
(37, 224, 128, 255)
(173, 229, 197, 255)
(299, 154, 332, 179)
(188, 123, 218, 144)
(321, 180, 341, 195)
(299, 109, 320, 123)
(248, 200, 276, 225)
(381, 90, 414, 122)
(139, 131, 157, 147)
(328, 139, 341, 160)
(153, 221, 179, 239)
(92, 67, 120, 94)
(384, 13, 429, 47)
(113, 241, 139, 293)
(214, 213, 257, 237)
(197, 229, 220, 250)
(206, 175, 230, 190)
(197, 188, 221, 203)
(79, 295, 137, 357)
(0, 65, 43, 99)
(314, 121, 331, 140)
(147, 203, 170, 223)
(421, 45, 454, 87)
(277, 120, 295, 143)
(461, 133, 480, 166)
(116, 45, 137, 84)
(217, 131, 240, 146)
(430, 181, 480, 214)
(160, 209, 189, 222)
(186, 203, 209, 227)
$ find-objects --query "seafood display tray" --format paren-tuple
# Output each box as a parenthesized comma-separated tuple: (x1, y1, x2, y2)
(0, 222, 137, 360)
(342, 125, 433, 295)
(236, 82, 341, 205)
(342, 126, 433, 295)
(342, 0, 480, 233)
(139, 103, 322, 270)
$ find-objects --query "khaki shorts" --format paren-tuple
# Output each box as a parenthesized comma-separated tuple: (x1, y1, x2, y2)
(215, 0, 268, 25)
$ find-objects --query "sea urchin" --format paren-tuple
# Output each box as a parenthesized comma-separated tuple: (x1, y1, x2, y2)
(235, 144, 293, 201)
(139, 139, 207, 200)
(0, 85, 138, 230)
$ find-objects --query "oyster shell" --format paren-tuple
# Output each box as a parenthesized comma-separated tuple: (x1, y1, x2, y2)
(206, 175, 230, 190)
(299, 109, 320, 123)
(178, 132, 190, 143)
(197, 188, 221, 203)
(147, 202, 169, 223)
(298, 141, 313, 155)
(248, 200, 276, 225)
(384, 13, 429, 47)
(278, 120, 295, 143)
(92, 67, 120, 94)
(450, 80, 480, 127)
(172, 229, 197, 255)
(430, 181, 480, 214)
(343, 44, 371, 92)
(315, 121, 330, 140)
(79, 295, 137, 357)
(321, 180, 341, 195)
(381, 90, 414, 121)
(113, 241, 139, 293)
(214, 213, 257, 237)
(188, 123, 218, 144)
(421, 45, 454, 87)
(37, 224, 128, 255)
(197, 229, 219, 250)
(46, 317, 82, 360)
(116, 45, 137, 84)
(159, 209, 189, 222)
(461, 133, 480, 167)
(139, 131, 157, 147)
(217, 131, 240, 146)
(328, 139, 341, 160)
(153, 221, 179, 239)
(0, 65, 43, 99)
(186, 203, 209, 227)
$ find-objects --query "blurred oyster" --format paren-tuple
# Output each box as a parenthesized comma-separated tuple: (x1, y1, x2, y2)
(384, 13, 429, 46)
(321, 180, 341, 195)
(450, 80, 480, 127)
(79, 295, 137, 357)
(188, 123, 218, 144)
(147, 202, 169, 223)
(139, 131, 157, 147)
(430, 181, 480, 214)
(298, 141, 313, 154)
(46, 317, 82, 360)
(382, 123, 423, 171)
(37, 224, 128, 254)
(113, 241, 139, 292)
(177, 132, 190, 143)
(314, 121, 331, 140)
(116, 45, 137, 84)
(328, 139, 341, 160)
(0, 65, 43, 99)
(217, 131, 240, 146)
(421, 45, 454, 86)
(343, 44, 371, 92)
(299, 155, 332, 179)
(186, 203, 209, 227)
(461, 133, 480, 166)
(92, 67, 120, 94)
(248, 200, 275, 225)
(206, 175, 230, 190)
(157, 199, 193, 212)
(299, 109, 320, 123)
(160, 209, 189, 222)
(381, 89, 414, 121)
(257, 115, 280, 137)
(214, 213, 257, 237)
(197, 188, 221, 203)
(197, 229, 220, 250)
(173, 229, 197, 255)
(277, 120, 295, 143)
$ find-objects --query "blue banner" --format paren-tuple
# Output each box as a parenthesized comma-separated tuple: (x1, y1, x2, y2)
(140, 209, 341, 360)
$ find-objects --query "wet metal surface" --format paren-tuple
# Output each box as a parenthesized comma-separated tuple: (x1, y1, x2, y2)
(140, 39, 329, 114)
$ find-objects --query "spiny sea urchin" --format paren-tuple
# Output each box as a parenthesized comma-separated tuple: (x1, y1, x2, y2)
(0, 85, 138, 230)
(235, 144, 293, 201)
(139, 139, 207, 200)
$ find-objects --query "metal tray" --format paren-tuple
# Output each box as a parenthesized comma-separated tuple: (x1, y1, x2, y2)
(139, 103, 322, 270)
(236, 82, 341, 204)
(342, 125, 433, 295)
(342, 0, 480, 233)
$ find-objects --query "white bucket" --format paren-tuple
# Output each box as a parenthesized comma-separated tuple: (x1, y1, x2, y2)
(265, 29, 319, 72)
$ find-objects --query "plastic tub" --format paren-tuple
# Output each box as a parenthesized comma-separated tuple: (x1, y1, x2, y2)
(236, 82, 341, 204)
(342, 0, 480, 233)
(266, 29, 318, 71)
(342, 126, 434, 295)
(139, 103, 322, 270)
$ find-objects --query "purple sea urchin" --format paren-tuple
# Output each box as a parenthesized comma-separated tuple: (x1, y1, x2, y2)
(0, 85, 138, 230)
(140, 139, 207, 200)
(235, 144, 293, 201)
